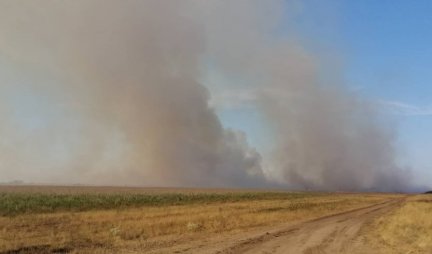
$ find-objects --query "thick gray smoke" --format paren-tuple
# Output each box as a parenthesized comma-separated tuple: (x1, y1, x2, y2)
(0, 1, 411, 191)
(0, 1, 265, 187)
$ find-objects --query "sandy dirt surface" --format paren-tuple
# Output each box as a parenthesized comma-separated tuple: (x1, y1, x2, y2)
(152, 198, 404, 254)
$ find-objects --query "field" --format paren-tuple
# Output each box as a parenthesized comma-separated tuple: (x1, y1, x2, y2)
(367, 195, 432, 254)
(0, 185, 415, 253)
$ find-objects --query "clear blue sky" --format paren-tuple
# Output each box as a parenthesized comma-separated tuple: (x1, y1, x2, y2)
(217, 0, 432, 186)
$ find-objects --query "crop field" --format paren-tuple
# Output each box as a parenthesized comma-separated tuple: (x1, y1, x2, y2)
(0, 185, 404, 254)
(0, 191, 315, 216)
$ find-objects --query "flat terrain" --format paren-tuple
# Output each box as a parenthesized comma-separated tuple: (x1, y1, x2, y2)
(0, 186, 428, 253)
(210, 199, 403, 254)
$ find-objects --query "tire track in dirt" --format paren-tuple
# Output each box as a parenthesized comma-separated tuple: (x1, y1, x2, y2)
(219, 198, 404, 254)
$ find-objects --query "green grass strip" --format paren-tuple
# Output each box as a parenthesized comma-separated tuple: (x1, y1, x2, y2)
(0, 192, 322, 216)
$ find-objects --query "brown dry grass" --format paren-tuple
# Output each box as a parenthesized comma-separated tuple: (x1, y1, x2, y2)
(0, 187, 398, 253)
(367, 195, 432, 254)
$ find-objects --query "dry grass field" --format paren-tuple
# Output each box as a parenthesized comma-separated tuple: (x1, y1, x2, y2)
(367, 195, 432, 254)
(0, 185, 401, 253)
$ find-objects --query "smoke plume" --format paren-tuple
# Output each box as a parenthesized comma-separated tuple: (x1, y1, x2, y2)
(0, 0, 411, 191)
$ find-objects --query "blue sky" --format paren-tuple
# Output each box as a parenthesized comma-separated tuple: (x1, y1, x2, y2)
(217, 0, 432, 185)
(340, 0, 432, 185)
(340, 0, 432, 186)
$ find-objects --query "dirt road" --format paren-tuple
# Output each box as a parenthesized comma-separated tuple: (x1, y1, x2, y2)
(221, 199, 403, 254)
(156, 198, 404, 254)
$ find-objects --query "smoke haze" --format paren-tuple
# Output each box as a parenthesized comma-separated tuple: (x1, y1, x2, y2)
(0, 1, 411, 191)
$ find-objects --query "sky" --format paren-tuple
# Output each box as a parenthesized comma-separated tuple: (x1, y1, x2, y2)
(341, 0, 432, 186)
(215, 0, 432, 186)
(0, 0, 430, 190)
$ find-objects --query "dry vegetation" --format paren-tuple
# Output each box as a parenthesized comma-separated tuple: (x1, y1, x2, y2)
(367, 195, 432, 254)
(0, 186, 398, 253)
